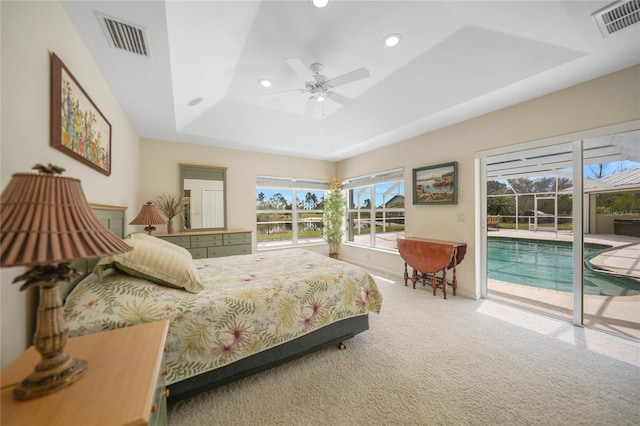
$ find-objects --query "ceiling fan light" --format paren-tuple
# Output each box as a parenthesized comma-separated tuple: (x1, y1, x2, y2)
(383, 33, 402, 47)
(258, 79, 272, 88)
(317, 95, 326, 102)
(312, 0, 329, 8)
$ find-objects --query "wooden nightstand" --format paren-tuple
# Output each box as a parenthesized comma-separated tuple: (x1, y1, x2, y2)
(1, 320, 169, 426)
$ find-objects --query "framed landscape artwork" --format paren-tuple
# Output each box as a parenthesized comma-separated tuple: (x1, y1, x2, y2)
(51, 53, 112, 176)
(413, 162, 458, 205)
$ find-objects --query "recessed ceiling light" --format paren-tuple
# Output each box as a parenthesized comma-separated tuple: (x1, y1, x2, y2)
(258, 79, 272, 88)
(383, 33, 402, 47)
(188, 97, 203, 106)
(312, 0, 329, 8)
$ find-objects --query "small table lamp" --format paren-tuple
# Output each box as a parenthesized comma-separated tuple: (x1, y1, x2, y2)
(0, 164, 132, 400)
(129, 201, 167, 234)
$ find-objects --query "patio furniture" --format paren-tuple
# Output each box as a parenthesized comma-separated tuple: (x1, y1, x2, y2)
(487, 215, 501, 229)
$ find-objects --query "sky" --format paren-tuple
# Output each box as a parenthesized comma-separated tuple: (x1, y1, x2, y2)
(581, 160, 639, 179)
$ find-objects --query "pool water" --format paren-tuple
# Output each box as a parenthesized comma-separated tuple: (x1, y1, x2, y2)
(487, 238, 639, 296)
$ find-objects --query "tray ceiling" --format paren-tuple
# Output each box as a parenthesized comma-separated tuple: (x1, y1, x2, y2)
(61, 1, 640, 161)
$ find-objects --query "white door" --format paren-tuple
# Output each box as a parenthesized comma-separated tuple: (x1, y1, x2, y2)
(203, 189, 224, 228)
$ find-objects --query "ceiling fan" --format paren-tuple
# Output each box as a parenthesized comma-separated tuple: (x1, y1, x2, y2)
(263, 58, 370, 119)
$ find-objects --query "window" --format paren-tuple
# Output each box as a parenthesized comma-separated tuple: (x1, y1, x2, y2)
(256, 176, 328, 250)
(344, 169, 405, 250)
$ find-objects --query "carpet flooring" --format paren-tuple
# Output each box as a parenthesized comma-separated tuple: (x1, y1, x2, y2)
(168, 275, 639, 425)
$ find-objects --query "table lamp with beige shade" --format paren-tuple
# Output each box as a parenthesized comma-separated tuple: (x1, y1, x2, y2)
(129, 201, 167, 234)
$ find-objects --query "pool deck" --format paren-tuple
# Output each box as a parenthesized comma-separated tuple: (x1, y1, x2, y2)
(488, 229, 639, 339)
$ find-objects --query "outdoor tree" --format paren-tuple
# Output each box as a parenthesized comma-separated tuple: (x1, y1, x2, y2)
(598, 192, 640, 214)
(269, 193, 288, 210)
(589, 163, 608, 179)
(487, 180, 510, 195)
(487, 196, 514, 216)
(304, 192, 319, 210)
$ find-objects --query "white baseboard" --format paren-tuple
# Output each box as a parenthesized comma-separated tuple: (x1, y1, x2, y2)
(340, 256, 403, 282)
(342, 255, 477, 300)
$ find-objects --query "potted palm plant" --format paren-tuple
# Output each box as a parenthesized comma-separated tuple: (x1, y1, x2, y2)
(154, 193, 189, 234)
(323, 179, 346, 259)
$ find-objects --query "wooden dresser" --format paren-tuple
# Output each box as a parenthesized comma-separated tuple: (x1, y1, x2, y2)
(156, 229, 252, 259)
(1, 320, 170, 426)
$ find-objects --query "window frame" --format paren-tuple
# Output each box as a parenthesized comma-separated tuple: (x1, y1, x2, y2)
(344, 169, 405, 251)
(256, 176, 329, 250)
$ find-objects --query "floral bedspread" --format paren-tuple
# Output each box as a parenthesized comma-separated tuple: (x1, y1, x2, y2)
(64, 249, 382, 384)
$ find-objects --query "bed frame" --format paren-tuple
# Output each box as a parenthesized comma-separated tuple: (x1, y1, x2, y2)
(168, 314, 368, 402)
(63, 205, 370, 403)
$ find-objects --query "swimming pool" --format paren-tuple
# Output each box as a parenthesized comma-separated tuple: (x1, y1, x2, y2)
(487, 237, 639, 296)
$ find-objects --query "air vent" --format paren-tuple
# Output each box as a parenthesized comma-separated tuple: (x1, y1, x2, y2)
(592, 0, 640, 37)
(96, 12, 150, 57)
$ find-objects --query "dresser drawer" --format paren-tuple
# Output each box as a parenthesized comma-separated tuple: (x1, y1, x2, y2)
(188, 247, 208, 259)
(191, 235, 222, 248)
(158, 231, 251, 260)
(210, 244, 251, 257)
(161, 236, 191, 248)
(223, 233, 251, 246)
(191, 234, 222, 244)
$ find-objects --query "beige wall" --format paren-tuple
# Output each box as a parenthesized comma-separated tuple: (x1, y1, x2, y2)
(338, 65, 640, 298)
(596, 215, 640, 235)
(1, 1, 140, 367)
(138, 139, 337, 246)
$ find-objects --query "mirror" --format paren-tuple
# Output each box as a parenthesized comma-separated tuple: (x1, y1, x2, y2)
(180, 164, 227, 231)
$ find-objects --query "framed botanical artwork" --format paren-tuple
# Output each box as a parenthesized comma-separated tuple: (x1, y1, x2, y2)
(50, 53, 112, 176)
(412, 161, 458, 205)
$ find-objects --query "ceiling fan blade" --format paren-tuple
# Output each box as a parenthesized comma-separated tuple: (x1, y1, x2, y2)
(302, 97, 316, 119)
(327, 67, 370, 88)
(285, 58, 310, 78)
(327, 91, 355, 107)
(262, 89, 304, 100)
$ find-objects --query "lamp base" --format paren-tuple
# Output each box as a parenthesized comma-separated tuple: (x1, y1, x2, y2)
(14, 352, 87, 400)
(10, 272, 88, 400)
(143, 225, 157, 234)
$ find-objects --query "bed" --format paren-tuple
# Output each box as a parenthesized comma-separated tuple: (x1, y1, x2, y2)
(62, 214, 382, 402)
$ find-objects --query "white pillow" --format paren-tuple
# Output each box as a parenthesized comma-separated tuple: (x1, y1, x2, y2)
(94, 237, 204, 293)
(125, 232, 192, 259)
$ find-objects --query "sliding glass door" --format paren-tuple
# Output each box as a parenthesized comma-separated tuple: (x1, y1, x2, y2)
(485, 142, 575, 322)
(581, 134, 640, 339)
(481, 129, 640, 339)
